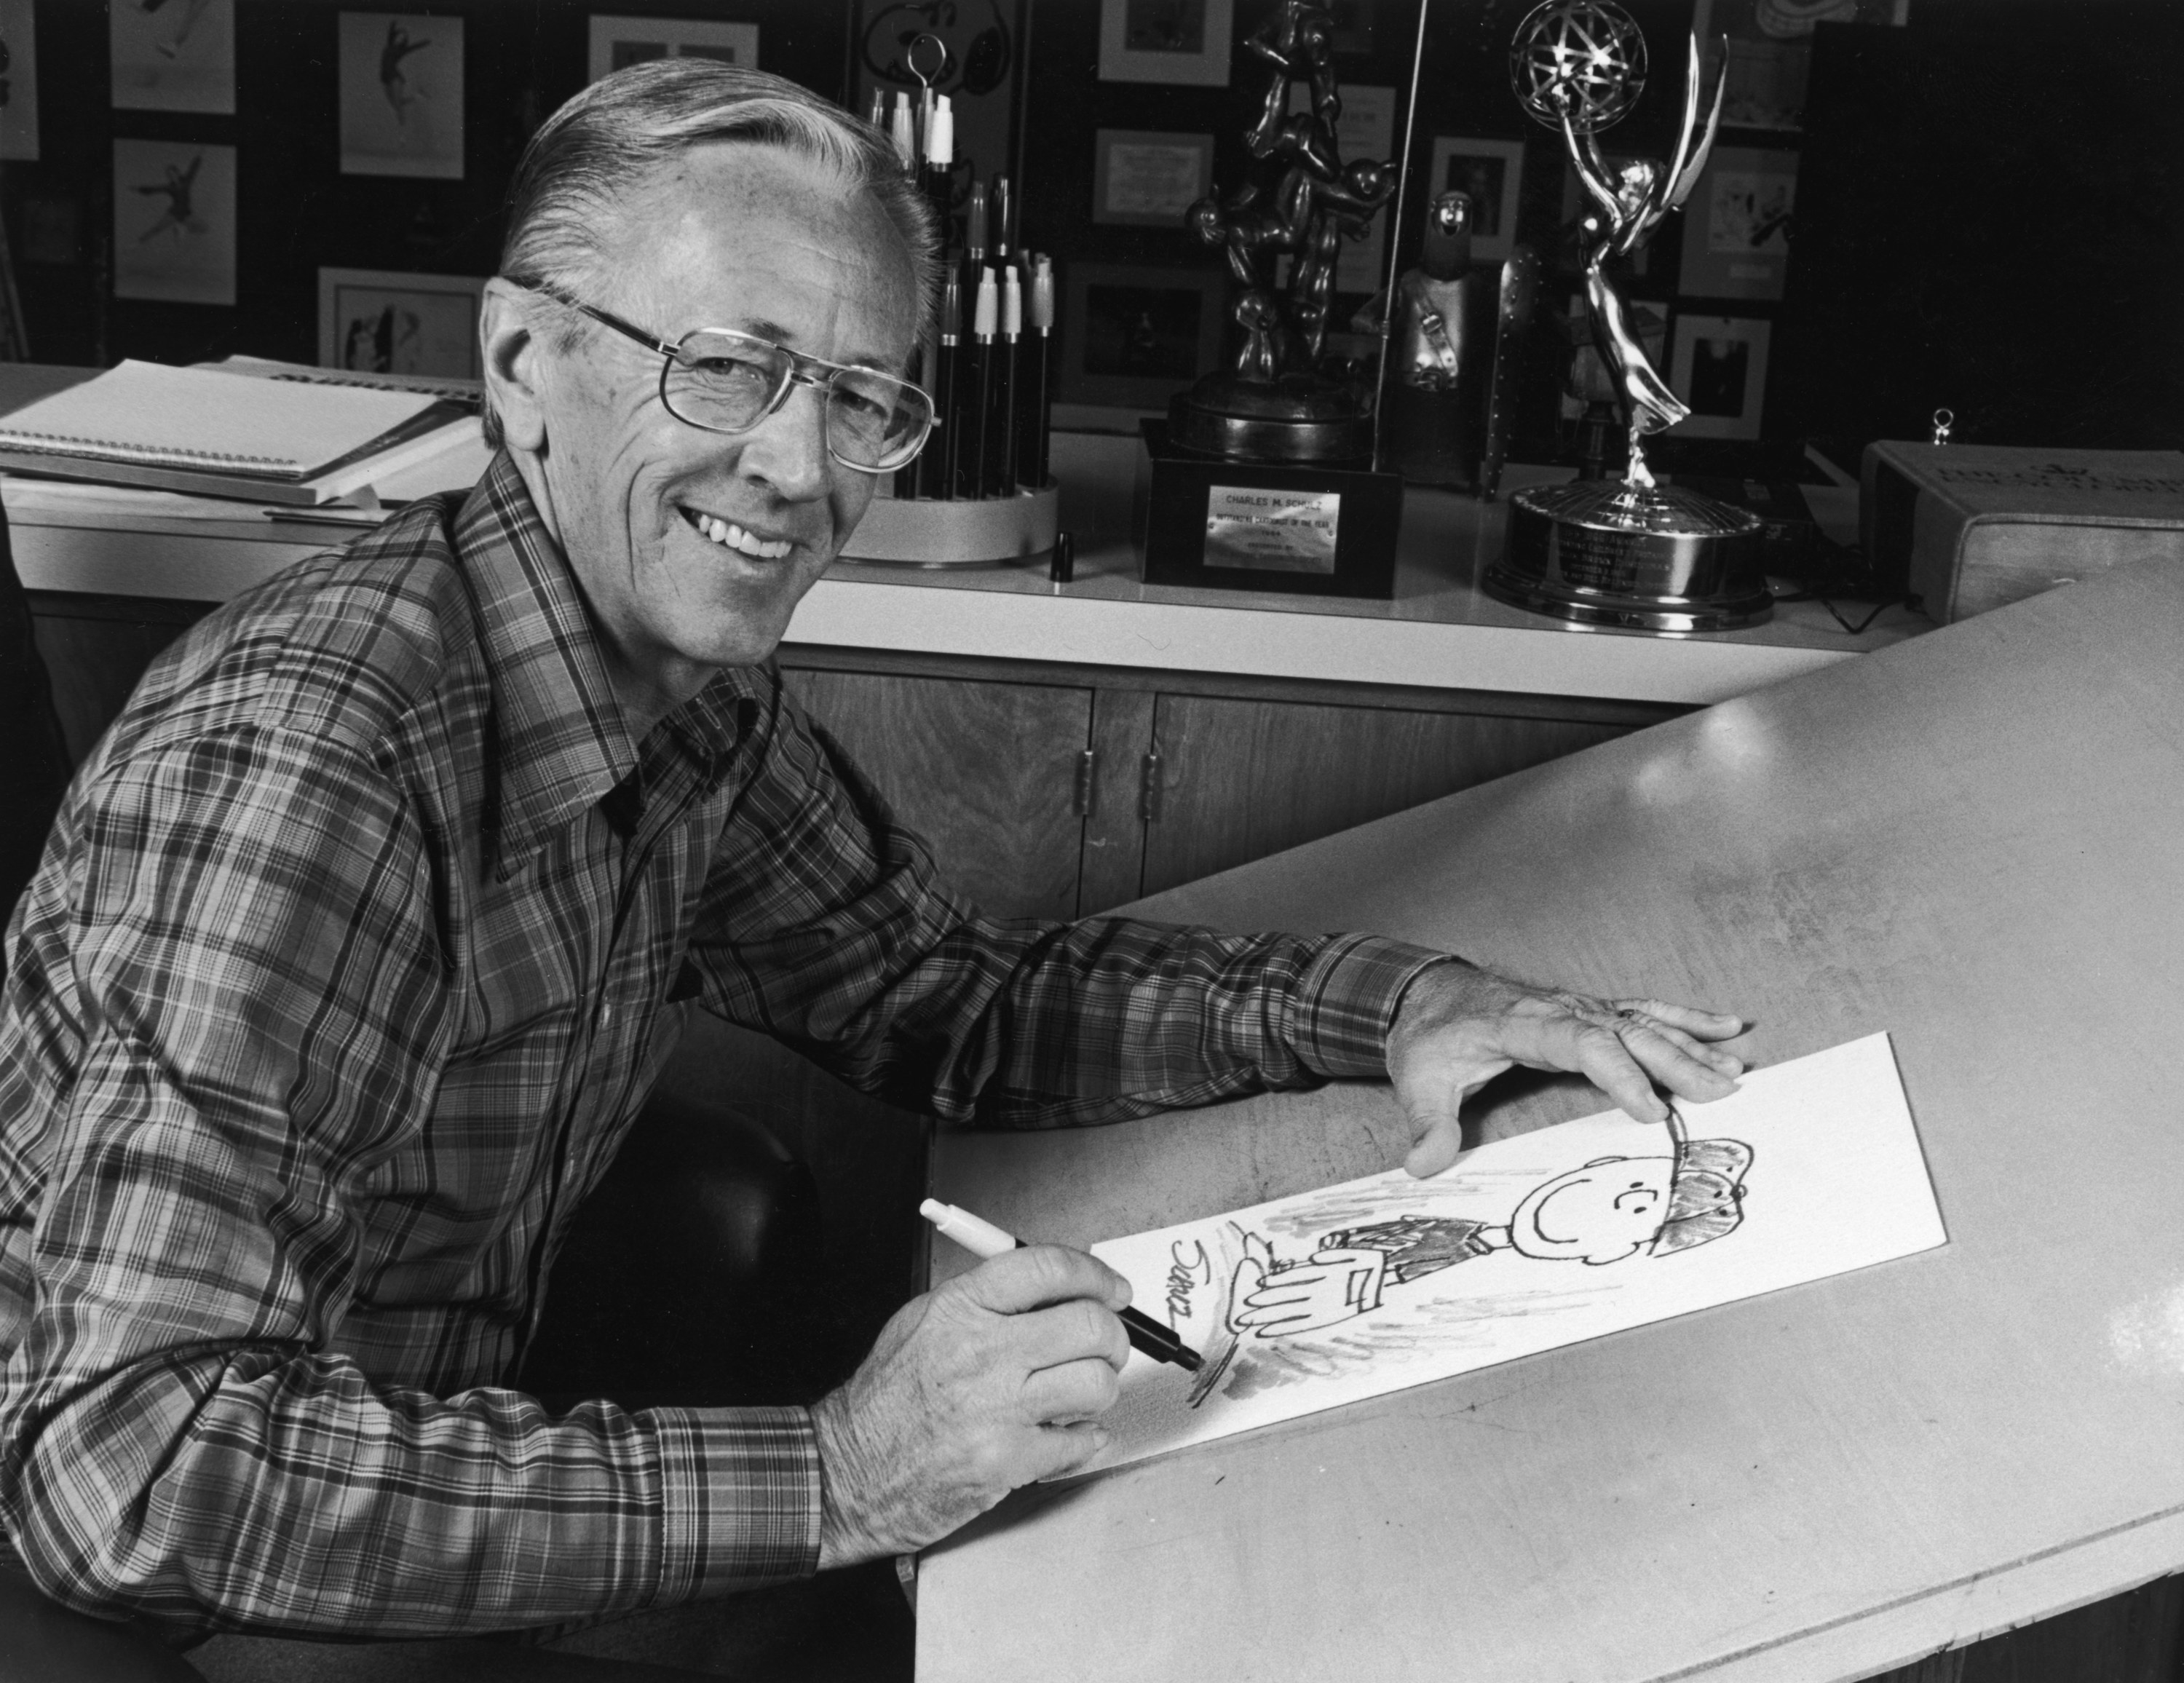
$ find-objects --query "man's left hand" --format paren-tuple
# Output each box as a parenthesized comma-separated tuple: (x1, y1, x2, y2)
(1389, 960, 1745, 1177)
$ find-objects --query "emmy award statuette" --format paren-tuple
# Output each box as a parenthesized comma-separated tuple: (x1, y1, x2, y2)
(1136, 0, 1407, 598)
(1483, 0, 1773, 632)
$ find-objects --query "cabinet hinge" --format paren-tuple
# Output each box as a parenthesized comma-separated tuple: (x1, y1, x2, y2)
(1140, 749, 1163, 823)
(1073, 748, 1096, 815)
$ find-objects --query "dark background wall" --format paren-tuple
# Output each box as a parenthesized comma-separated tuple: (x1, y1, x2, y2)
(1, 1, 2172, 467)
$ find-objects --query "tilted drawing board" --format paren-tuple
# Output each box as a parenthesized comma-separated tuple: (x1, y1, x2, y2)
(1084, 1032, 1943, 1472)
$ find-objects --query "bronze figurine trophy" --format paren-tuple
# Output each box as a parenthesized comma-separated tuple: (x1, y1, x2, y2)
(1139, 0, 1408, 597)
(1174, 0, 1397, 463)
(1483, 0, 1774, 631)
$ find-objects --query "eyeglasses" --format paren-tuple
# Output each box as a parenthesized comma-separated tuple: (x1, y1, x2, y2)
(513, 281, 933, 475)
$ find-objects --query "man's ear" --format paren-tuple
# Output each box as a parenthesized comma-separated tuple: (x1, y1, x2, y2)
(480, 279, 551, 454)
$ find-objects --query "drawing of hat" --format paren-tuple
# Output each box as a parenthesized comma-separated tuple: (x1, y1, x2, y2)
(1650, 1126, 1752, 1257)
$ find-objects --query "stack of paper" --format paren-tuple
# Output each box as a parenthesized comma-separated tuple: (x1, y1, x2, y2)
(0, 360, 480, 507)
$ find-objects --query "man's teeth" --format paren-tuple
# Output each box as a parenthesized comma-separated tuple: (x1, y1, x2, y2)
(688, 510, 793, 560)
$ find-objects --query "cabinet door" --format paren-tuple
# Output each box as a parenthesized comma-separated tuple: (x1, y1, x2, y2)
(28, 595, 211, 766)
(1138, 694, 1632, 900)
(783, 668, 1091, 922)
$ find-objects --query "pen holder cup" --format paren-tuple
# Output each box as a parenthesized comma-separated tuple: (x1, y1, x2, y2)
(838, 483, 1059, 569)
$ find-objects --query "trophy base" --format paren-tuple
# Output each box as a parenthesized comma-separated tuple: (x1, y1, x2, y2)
(1135, 420, 1403, 598)
(1168, 373, 1373, 465)
(1485, 478, 1773, 633)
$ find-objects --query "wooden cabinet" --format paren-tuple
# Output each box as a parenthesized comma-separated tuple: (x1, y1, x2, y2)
(780, 645, 1681, 919)
(1140, 692, 1632, 898)
(781, 668, 1093, 922)
(27, 593, 209, 765)
(23, 600, 1684, 923)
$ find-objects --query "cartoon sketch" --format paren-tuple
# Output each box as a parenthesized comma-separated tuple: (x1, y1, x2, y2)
(1185, 1111, 1752, 1406)
(379, 20, 431, 123)
(134, 154, 205, 243)
(137, 0, 214, 60)
(1083, 1037, 1941, 1476)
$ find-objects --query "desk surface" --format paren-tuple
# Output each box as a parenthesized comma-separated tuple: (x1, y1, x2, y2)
(0, 363, 1922, 708)
(920, 561, 2184, 1683)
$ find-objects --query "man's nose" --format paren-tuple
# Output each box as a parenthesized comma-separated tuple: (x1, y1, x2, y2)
(735, 379, 832, 500)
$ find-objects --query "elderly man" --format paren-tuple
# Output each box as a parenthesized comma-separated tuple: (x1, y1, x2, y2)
(0, 63, 1741, 1663)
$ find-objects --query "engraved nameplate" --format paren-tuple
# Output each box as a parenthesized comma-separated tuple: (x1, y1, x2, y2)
(1203, 485, 1342, 573)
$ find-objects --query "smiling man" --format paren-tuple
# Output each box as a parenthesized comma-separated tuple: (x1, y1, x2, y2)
(0, 64, 1743, 1664)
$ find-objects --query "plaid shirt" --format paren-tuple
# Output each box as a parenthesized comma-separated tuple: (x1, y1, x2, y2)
(0, 455, 1441, 1639)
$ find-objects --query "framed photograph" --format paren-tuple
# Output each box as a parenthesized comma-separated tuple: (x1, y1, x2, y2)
(339, 12, 464, 180)
(1678, 146, 1796, 301)
(114, 139, 236, 306)
(111, 0, 235, 115)
(587, 15, 759, 81)
(1093, 130, 1214, 228)
(1693, 0, 1907, 133)
(1061, 262, 1227, 408)
(0, 0, 40, 162)
(319, 268, 486, 379)
(1427, 137, 1527, 264)
(1098, 0, 1235, 87)
(1669, 314, 1772, 440)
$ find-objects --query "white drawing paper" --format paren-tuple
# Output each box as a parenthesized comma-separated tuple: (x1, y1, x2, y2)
(114, 139, 236, 306)
(339, 12, 464, 181)
(0, 0, 41, 162)
(1085, 1032, 1944, 1473)
(111, 0, 236, 116)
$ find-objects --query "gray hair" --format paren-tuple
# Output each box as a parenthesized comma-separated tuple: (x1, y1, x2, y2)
(485, 60, 938, 447)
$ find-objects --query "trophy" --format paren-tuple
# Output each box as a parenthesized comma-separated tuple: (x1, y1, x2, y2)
(1171, 0, 1398, 463)
(1137, 0, 1407, 597)
(1481, 0, 1774, 631)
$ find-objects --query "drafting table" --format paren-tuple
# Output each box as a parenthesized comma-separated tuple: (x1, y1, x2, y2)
(917, 560, 2184, 1682)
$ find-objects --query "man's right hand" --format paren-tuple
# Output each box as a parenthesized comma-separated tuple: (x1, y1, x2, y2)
(808, 1245, 1133, 1568)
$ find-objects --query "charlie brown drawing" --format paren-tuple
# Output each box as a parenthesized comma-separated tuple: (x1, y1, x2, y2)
(1226, 1119, 1753, 1342)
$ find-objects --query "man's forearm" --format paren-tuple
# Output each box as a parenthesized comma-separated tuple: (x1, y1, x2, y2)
(0, 1345, 819, 1636)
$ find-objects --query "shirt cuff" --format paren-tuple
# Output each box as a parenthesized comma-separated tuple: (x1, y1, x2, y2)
(1290, 934, 1457, 1078)
(647, 1404, 822, 1604)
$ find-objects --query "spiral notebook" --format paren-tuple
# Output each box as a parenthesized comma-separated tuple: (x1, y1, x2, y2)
(0, 360, 467, 505)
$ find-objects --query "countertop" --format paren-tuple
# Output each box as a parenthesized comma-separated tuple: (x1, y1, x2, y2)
(0, 363, 1926, 708)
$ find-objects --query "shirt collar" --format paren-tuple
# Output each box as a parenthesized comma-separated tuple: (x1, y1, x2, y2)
(454, 454, 769, 878)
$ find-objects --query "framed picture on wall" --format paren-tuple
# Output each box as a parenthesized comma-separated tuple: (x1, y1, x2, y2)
(1693, 0, 1907, 133)
(111, 0, 235, 115)
(0, 0, 39, 161)
(1098, 0, 1235, 87)
(1677, 146, 1796, 301)
(587, 15, 759, 82)
(1425, 136, 1526, 263)
(114, 139, 236, 305)
(1060, 262, 1227, 408)
(1669, 314, 1772, 440)
(319, 267, 487, 379)
(1092, 130, 1214, 228)
(339, 12, 464, 180)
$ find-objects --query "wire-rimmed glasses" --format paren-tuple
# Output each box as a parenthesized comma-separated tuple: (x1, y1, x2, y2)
(512, 280, 933, 475)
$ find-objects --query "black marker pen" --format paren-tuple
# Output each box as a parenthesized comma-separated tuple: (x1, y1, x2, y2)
(994, 264, 1021, 496)
(1024, 256, 1055, 491)
(919, 1198, 1203, 1374)
(925, 268, 961, 502)
(965, 266, 997, 499)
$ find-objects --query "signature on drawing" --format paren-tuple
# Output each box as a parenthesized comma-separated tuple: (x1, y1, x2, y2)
(1165, 1239, 1211, 1323)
